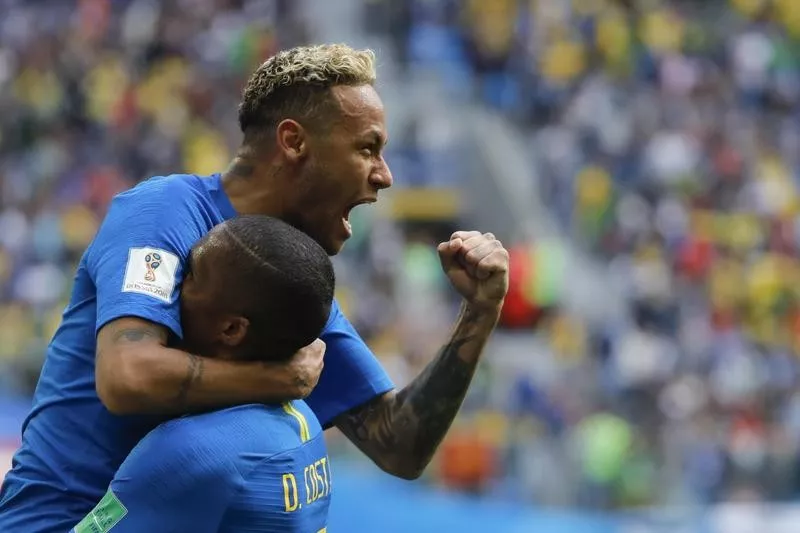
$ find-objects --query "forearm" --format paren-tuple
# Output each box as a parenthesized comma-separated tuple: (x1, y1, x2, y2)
(102, 346, 294, 415)
(336, 302, 500, 479)
(95, 318, 303, 415)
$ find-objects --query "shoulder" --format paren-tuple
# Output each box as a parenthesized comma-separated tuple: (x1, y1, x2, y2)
(110, 174, 205, 216)
(146, 406, 261, 447)
(121, 412, 248, 484)
(90, 174, 210, 256)
(124, 173, 204, 195)
(108, 414, 252, 520)
(150, 404, 318, 457)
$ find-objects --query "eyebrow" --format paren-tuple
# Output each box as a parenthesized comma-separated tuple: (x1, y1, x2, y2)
(365, 131, 388, 147)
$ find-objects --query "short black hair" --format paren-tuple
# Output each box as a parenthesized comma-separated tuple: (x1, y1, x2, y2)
(201, 215, 335, 362)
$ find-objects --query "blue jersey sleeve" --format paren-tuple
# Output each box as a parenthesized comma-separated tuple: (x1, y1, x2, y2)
(306, 300, 395, 428)
(70, 423, 241, 533)
(86, 177, 205, 338)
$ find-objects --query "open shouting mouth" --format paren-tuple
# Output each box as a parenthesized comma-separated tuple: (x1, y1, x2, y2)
(342, 197, 377, 234)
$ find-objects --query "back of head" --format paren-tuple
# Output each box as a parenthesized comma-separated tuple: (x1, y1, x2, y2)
(210, 215, 335, 361)
(238, 43, 376, 140)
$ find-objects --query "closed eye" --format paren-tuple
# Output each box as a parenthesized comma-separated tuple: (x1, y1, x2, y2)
(361, 143, 383, 157)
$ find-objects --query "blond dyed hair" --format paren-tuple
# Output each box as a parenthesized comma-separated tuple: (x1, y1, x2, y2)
(238, 44, 377, 138)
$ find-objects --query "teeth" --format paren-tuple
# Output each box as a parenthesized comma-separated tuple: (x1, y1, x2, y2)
(344, 219, 352, 232)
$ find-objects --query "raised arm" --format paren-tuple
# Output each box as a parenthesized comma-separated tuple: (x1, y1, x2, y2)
(334, 231, 508, 479)
(95, 317, 324, 415)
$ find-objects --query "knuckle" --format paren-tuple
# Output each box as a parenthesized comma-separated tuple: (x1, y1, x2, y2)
(470, 243, 491, 257)
(453, 230, 480, 240)
(467, 235, 489, 249)
(480, 252, 506, 268)
(463, 240, 480, 252)
(477, 256, 494, 268)
(461, 242, 477, 255)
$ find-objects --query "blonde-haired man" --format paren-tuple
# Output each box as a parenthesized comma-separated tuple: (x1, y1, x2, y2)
(0, 44, 509, 532)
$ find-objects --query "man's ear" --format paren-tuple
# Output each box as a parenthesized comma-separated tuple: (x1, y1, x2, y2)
(218, 316, 250, 348)
(275, 119, 308, 163)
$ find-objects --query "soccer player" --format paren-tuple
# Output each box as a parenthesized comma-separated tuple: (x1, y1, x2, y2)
(72, 214, 336, 533)
(0, 44, 509, 532)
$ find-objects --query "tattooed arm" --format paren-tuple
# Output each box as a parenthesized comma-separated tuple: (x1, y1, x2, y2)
(95, 317, 324, 415)
(334, 303, 500, 480)
(334, 230, 509, 480)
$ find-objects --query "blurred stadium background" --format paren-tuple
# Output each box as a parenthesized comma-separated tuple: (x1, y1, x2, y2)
(2, 0, 800, 530)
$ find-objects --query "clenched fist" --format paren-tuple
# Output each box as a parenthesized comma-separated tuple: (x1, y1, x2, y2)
(437, 231, 510, 312)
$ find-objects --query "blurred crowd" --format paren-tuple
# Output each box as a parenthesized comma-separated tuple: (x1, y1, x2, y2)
(367, 0, 800, 512)
(7, 0, 800, 517)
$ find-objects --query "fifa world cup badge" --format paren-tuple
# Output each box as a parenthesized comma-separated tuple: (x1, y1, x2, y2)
(122, 247, 179, 303)
(144, 252, 162, 282)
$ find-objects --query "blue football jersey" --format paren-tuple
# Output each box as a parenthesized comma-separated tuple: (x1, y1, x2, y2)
(0, 174, 393, 532)
(70, 401, 331, 533)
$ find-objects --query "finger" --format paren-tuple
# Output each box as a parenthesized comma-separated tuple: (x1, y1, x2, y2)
(438, 238, 463, 264)
(463, 239, 503, 265)
(311, 338, 326, 350)
(451, 231, 495, 243)
(456, 232, 498, 254)
(310, 342, 325, 369)
(308, 338, 326, 358)
(450, 230, 482, 242)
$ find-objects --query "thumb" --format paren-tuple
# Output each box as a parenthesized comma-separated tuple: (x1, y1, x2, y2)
(311, 338, 326, 355)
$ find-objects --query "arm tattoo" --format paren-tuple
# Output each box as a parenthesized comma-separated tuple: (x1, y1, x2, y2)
(338, 308, 488, 476)
(401, 331, 477, 455)
(104, 321, 201, 405)
(176, 353, 205, 405)
(111, 327, 165, 344)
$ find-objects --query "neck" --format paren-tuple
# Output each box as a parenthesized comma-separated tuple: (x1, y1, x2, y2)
(221, 148, 288, 217)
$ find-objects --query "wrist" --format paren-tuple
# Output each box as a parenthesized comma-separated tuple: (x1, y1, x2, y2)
(462, 300, 503, 321)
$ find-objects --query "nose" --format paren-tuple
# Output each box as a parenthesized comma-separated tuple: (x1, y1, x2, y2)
(368, 158, 393, 190)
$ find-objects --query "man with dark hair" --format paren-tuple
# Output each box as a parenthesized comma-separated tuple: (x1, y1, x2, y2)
(178, 216, 335, 362)
(71, 215, 336, 532)
(0, 44, 509, 532)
